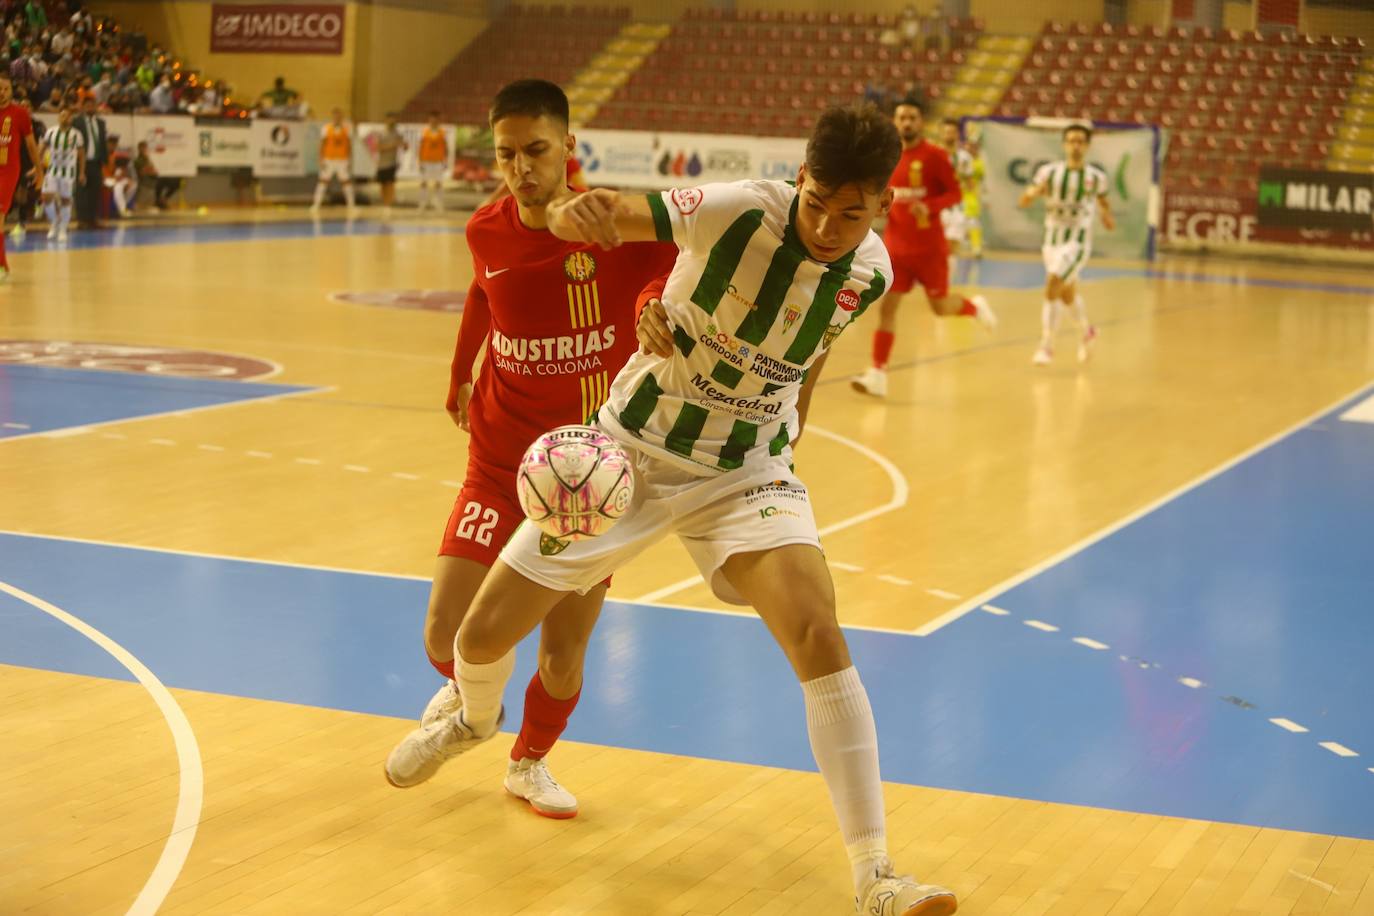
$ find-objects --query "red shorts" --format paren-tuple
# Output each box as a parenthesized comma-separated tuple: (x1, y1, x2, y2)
(889, 246, 949, 300)
(438, 460, 523, 566)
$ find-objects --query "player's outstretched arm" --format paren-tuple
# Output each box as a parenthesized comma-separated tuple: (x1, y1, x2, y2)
(1018, 181, 1045, 208)
(446, 279, 491, 431)
(792, 351, 829, 451)
(546, 189, 657, 249)
(1099, 193, 1117, 232)
(25, 133, 43, 189)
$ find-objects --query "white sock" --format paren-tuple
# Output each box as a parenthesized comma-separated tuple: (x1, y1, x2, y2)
(44, 200, 56, 226)
(433, 186, 444, 212)
(455, 647, 516, 733)
(801, 666, 887, 895)
(1073, 296, 1090, 329)
(59, 202, 72, 234)
(1040, 299, 1061, 347)
(420, 183, 430, 209)
(343, 182, 355, 208)
(312, 182, 326, 208)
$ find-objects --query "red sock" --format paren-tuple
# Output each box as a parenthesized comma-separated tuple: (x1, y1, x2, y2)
(872, 330, 895, 369)
(510, 671, 580, 762)
(0, 229, 8, 269)
(426, 648, 454, 680)
(957, 298, 978, 317)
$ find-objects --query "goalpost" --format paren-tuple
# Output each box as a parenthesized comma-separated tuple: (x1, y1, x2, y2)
(965, 116, 1165, 261)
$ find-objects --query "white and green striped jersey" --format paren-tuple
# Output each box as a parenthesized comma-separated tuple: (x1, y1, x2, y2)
(599, 180, 890, 475)
(1032, 160, 1108, 246)
(43, 125, 82, 179)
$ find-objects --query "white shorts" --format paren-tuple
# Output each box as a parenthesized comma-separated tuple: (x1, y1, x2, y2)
(941, 206, 965, 244)
(500, 444, 820, 606)
(1042, 239, 1092, 282)
(43, 174, 75, 198)
(318, 159, 351, 183)
(419, 162, 446, 183)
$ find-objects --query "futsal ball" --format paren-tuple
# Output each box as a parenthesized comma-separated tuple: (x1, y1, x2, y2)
(517, 425, 634, 540)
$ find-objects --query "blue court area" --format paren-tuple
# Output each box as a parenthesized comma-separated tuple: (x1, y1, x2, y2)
(4, 387, 1374, 840)
(0, 365, 317, 439)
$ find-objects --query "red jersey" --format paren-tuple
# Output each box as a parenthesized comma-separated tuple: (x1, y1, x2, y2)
(883, 140, 962, 257)
(449, 195, 677, 475)
(0, 104, 34, 182)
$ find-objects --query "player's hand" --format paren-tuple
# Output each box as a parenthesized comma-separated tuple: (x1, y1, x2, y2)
(32, 171, 44, 190)
(447, 382, 473, 432)
(637, 298, 673, 357)
(1102, 211, 1117, 232)
(910, 200, 930, 221)
(547, 188, 622, 249)
(1017, 190, 1033, 208)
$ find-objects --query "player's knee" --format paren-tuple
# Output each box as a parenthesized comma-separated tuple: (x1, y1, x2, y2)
(778, 608, 847, 671)
(536, 647, 585, 695)
(456, 603, 504, 662)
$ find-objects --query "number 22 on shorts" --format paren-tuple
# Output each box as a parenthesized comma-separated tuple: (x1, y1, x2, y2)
(455, 501, 500, 546)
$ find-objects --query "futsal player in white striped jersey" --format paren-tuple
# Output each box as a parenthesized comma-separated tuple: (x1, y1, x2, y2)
(436, 106, 958, 916)
(1018, 123, 1116, 365)
(40, 106, 84, 243)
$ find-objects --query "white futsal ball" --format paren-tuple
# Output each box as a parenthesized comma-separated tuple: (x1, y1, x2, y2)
(516, 425, 634, 540)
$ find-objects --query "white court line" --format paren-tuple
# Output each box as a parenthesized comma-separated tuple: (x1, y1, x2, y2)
(1338, 393, 1374, 424)
(1287, 870, 1338, 894)
(197, 444, 226, 452)
(913, 380, 1374, 636)
(878, 574, 913, 587)
(1269, 718, 1310, 734)
(391, 472, 421, 481)
(925, 587, 960, 599)
(981, 604, 1011, 616)
(1320, 741, 1358, 758)
(1178, 677, 1205, 689)
(631, 424, 910, 603)
(1073, 637, 1110, 650)
(0, 579, 202, 915)
(0, 385, 328, 446)
(1023, 620, 1060, 633)
(246, 450, 274, 459)
(3, 421, 30, 429)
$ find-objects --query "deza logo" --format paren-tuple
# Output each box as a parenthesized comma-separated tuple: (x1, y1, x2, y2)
(658, 149, 702, 178)
(577, 141, 599, 172)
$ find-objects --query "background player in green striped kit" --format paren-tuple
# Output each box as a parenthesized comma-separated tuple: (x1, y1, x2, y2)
(439, 106, 958, 916)
(1018, 123, 1116, 365)
(40, 105, 84, 244)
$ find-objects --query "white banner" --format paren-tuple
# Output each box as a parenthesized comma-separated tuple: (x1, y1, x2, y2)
(251, 118, 307, 177)
(978, 120, 1160, 260)
(198, 124, 252, 167)
(129, 115, 199, 177)
(575, 129, 806, 189)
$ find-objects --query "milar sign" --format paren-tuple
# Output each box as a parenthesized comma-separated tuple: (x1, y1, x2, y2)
(1257, 167, 1374, 232)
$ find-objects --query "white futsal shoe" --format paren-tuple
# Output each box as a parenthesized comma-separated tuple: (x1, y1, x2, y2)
(384, 706, 505, 788)
(1031, 345, 1053, 366)
(851, 366, 888, 398)
(857, 857, 958, 915)
(420, 679, 461, 727)
(505, 757, 579, 819)
(969, 294, 998, 332)
(1078, 325, 1098, 363)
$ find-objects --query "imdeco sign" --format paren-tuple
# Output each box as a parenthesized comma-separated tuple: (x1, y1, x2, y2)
(211, 4, 345, 54)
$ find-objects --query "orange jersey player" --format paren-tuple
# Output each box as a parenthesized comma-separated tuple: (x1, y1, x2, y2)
(311, 107, 355, 213)
(851, 95, 997, 399)
(417, 110, 448, 212)
(384, 79, 676, 819)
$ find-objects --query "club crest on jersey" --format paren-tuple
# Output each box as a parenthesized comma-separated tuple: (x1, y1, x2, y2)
(835, 289, 860, 312)
(782, 304, 802, 333)
(564, 251, 597, 282)
(822, 322, 844, 350)
(670, 187, 702, 215)
(539, 533, 571, 556)
(908, 161, 923, 184)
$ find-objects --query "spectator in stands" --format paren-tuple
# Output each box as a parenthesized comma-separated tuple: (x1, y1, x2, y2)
(92, 70, 113, 106)
(148, 74, 174, 113)
(24, 0, 47, 32)
(900, 5, 920, 47)
(134, 55, 156, 94)
(74, 95, 107, 228)
(39, 86, 63, 113)
(195, 80, 221, 115)
(51, 27, 74, 58)
(260, 76, 301, 118)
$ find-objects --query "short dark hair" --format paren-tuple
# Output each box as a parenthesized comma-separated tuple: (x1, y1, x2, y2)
(942, 117, 959, 129)
(1064, 123, 1093, 142)
(893, 95, 924, 114)
(805, 105, 902, 195)
(489, 79, 569, 128)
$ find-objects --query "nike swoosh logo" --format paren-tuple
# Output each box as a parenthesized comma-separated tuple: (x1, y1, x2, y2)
(484, 266, 510, 278)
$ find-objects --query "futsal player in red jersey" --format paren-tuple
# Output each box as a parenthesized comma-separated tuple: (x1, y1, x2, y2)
(0, 74, 45, 282)
(852, 96, 996, 398)
(384, 79, 676, 818)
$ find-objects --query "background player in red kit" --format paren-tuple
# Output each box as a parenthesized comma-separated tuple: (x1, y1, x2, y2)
(0, 73, 45, 282)
(852, 96, 996, 399)
(384, 79, 675, 817)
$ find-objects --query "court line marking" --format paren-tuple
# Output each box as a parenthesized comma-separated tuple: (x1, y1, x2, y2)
(0, 579, 202, 916)
(0, 529, 920, 637)
(0, 385, 329, 445)
(629, 424, 910, 604)
(913, 380, 1374, 636)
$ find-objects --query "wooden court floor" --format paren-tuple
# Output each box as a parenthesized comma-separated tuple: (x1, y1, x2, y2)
(2, 212, 1373, 914)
